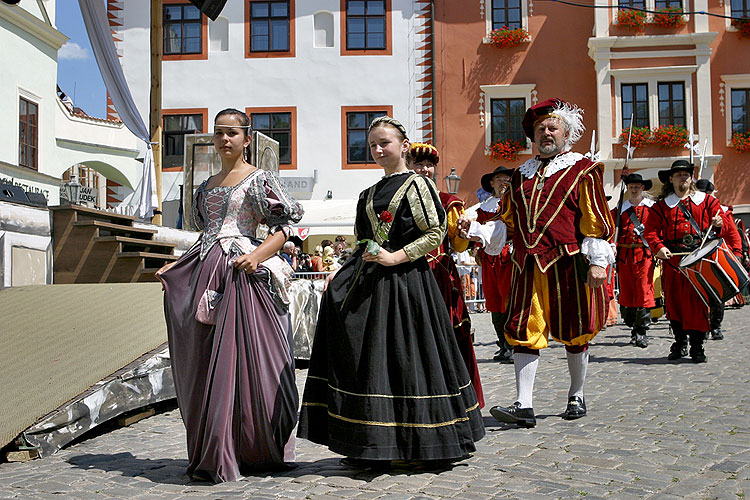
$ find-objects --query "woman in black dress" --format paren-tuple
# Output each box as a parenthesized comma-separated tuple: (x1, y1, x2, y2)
(297, 116, 484, 469)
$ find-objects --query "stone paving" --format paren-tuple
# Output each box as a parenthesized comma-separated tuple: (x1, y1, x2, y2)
(1, 307, 748, 499)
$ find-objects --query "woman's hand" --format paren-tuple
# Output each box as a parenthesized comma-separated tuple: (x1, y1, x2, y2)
(155, 261, 177, 289)
(234, 253, 261, 274)
(361, 247, 409, 267)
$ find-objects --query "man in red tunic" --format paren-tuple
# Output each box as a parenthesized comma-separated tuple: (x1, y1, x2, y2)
(643, 161, 729, 363)
(410, 142, 484, 408)
(613, 173, 655, 348)
(461, 98, 615, 426)
(694, 179, 744, 340)
(473, 165, 515, 363)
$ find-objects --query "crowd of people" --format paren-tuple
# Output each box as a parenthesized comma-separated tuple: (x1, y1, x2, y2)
(155, 102, 749, 483)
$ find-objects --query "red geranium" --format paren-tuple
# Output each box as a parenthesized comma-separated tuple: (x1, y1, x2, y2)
(651, 124, 689, 149)
(489, 139, 525, 162)
(652, 7, 686, 28)
(379, 210, 393, 223)
(733, 19, 750, 38)
(489, 26, 530, 49)
(616, 9, 647, 31)
(619, 126, 652, 148)
(731, 131, 750, 153)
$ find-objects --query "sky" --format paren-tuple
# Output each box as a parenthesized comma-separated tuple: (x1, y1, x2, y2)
(56, 2, 107, 118)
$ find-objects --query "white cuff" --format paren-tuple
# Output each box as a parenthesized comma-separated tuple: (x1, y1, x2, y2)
(468, 220, 507, 256)
(581, 237, 615, 268)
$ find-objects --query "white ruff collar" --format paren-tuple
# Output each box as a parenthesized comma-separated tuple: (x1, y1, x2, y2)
(664, 191, 706, 208)
(479, 196, 501, 212)
(518, 152, 585, 179)
(621, 198, 655, 213)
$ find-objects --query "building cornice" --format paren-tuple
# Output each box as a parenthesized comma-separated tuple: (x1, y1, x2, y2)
(55, 138, 141, 157)
(0, 3, 68, 50)
(588, 32, 718, 60)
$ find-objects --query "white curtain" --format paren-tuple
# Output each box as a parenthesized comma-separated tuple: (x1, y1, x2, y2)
(78, 0, 158, 220)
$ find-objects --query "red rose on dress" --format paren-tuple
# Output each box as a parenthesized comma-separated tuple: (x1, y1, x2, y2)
(379, 210, 393, 223)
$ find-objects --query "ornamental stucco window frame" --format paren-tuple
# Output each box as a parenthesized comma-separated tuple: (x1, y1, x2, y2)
(479, 84, 536, 156)
(610, 66, 696, 138)
(724, 0, 749, 32)
(481, 0, 530, 43)
(720, 75, 750, 146)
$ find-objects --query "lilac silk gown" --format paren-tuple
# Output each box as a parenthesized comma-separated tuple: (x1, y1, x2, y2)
(160, 169, 303, 482)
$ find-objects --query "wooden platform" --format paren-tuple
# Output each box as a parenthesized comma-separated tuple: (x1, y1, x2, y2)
(51, 205, 177, 283)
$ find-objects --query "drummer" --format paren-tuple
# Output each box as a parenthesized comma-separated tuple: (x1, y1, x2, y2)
(613, 173, 655, 348)
(643, 160, 729, 363)
(695, 179, 744, 341)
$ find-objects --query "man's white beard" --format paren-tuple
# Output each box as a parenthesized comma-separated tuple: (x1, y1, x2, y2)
(538, 142, 562, 156)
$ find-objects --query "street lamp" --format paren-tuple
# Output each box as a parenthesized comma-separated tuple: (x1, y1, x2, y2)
(444, 167, 461, 195)
(61, 174, 81, 205)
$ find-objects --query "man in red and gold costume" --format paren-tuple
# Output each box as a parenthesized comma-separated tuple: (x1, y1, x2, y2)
(613, 173, 655, 348)
(461, 98, 615, 427)
(410, 142, 484, 408)
(694, 179, 744, 339)
(472, 165, 515, 363)
(644, 161, 728, 363)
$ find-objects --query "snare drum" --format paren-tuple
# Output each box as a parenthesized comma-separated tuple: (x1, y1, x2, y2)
(679, 238, 750, 306)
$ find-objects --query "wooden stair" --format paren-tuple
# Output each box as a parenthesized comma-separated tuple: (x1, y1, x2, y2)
(51, 205, 178, 284)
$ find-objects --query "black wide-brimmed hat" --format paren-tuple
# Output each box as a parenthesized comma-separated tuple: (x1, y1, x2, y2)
(657, 159, 694, 184)
(623, 173, 653, 191)
(481, 166, 514, 194)
(695, 179, 716, 193)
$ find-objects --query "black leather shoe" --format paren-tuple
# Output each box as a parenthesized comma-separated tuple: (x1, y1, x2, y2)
(635, 334, 648, 348)
(711, 329, 724, 340)
(489, 402, 536, 428)
(667, 342, 687, 360)
(493, 349, 514, 364)
(563, 396, 587, 420)
(629, 334, 637, 345)
(690, 347, 707, 363)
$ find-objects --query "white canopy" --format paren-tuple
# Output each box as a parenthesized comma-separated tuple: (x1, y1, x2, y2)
(293, 199, 358, 238)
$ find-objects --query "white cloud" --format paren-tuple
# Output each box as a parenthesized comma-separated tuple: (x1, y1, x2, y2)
(59, 41, 90, 60)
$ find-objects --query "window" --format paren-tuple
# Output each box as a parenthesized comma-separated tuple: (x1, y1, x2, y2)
(341, 0, 391, 56)
(479, 84, 535, 156)
(163, 1, 207, 60)
(490, 98, 526, 143)
(252, 112, 292, 165)
(731, 89, 750, 134)
(19, 97, 38, 170)
(621, 83, 649, 128)
(618, 0, 646, 9)
(162, 110, 206, 168)
(249, 2, 290, 52)
(164, 4, 201, 54)
(658, 82, 686, 127)
(655, 0, 682, 8)
(731, 0, 750, 18)
(341, 106, 392, 169)
(492, 0, 522, 30)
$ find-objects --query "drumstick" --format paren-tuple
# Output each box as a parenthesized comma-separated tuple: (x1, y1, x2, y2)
(699, 209, 720, 249)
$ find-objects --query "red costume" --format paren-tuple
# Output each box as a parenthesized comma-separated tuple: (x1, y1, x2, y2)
(644, 191, 730, 333)
(475, 197, 513, 315)
(613, 199, 656, 309)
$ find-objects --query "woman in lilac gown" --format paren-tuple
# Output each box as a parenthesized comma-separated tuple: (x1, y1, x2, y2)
(156, 109, 304, 482)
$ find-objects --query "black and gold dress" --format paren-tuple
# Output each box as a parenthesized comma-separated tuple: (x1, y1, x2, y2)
(297, 172, 485, 461)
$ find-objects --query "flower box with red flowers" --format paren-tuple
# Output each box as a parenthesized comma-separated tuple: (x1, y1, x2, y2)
(616, 8, 647, 31)
(489, 26, 530, 49)
(489, 139, 526, 162)
(619, 126, 652, 148)
(733, 18, 750, 38)
(651, 124, 689, 149)
(731, 131, 750, 153)
(652, 7, 686, 28)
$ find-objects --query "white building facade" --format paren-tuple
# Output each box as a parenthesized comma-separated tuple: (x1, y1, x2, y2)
(110, 0, 434, 231)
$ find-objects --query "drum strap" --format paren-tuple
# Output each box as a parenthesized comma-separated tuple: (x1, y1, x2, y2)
(626, 208, 651, 253)
(677, 201, 706, 239)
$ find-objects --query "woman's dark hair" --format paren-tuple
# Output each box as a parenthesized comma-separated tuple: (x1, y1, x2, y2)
(214, 108, 252, 138)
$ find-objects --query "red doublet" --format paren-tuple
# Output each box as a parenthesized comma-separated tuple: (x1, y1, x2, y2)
(427, 191, 484, 408)
(476, 204, 513, 314)
(504, 155, 615, 346)
(613, 201, 655, 308)
(644, 192, 728, 332)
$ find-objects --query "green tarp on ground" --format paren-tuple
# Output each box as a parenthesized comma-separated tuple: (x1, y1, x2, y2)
(0, 283, 167, 450)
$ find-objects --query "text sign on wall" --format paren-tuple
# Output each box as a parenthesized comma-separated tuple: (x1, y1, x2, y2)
(280, 177, 314, 193)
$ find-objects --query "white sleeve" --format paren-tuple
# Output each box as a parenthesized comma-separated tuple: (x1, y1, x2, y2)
(468, 220, 507, 256)
(581, 237, 616, 268)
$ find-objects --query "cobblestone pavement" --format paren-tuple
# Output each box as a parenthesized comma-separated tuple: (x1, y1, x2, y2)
(1, 307, 748, 500)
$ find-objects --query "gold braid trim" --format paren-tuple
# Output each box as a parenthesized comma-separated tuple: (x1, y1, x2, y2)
(315, 403, 480, 428)
(403, 176, 446, 261)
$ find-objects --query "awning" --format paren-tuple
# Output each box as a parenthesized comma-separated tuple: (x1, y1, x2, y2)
(293, 199, 357, 239)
